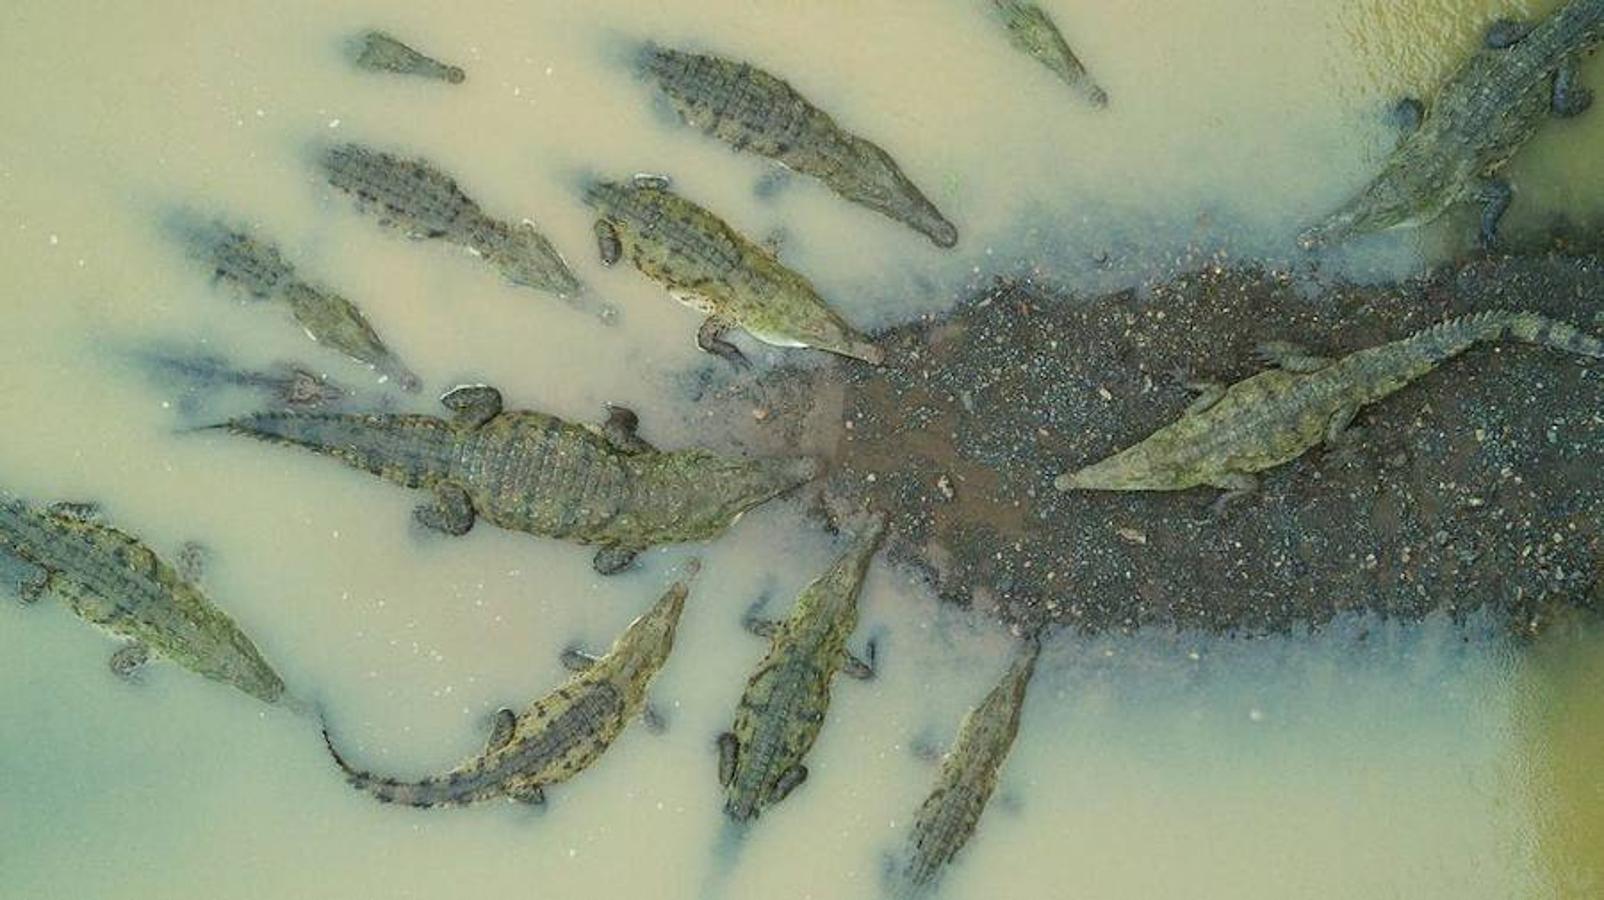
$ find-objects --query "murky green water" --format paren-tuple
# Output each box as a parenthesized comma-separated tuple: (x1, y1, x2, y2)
(2, 1, 1602, 898)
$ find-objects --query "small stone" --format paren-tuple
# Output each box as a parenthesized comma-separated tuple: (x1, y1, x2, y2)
(936, 475, 955, 500)
(1116, 527, 1148, 546)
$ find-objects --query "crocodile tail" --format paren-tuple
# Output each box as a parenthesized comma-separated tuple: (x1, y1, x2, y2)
(1408, 310, 1604, 364)
(210, 412, 449, 488)
(321, 728, 483, 808)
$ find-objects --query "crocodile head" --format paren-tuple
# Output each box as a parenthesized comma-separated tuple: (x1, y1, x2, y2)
(839, 137, 958, 248)
(607, 562, 699, 685)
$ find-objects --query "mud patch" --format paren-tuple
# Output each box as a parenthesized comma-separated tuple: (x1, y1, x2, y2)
(709, 251, 1604, 636)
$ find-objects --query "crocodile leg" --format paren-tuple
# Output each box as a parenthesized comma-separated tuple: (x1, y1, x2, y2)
(1388, 97, 1424, 134)
(768, 764, 808, 804)
(1184, 381, 1227, 416)
(594, 220, 622, 266)
(642, 704, 669, 734)
(1473, 177, 1514, 247)
(47, 501, 102, 523)
(716, 732, 739, 787)
(414, 483, 475, 536)
(742, 600, 779, 638)
(1552, 61, 1594, 118)
(1484, 18, 1530, 49)
(1256, 341, 1333, 373)
(592, 546, 639, 575)
(510, 784, 546, 805)
(1324, 404, 1361, 447)
(841, 637, 878, 680)
(3, 553, 48, 604)
(698, 316, 751, 369)
(1208, 472, 1259, 516)
(485, 707, 517, 753)
(109, 642, 151, 681)
(600, 405, 654, 454)
(754, 168, 792, 200)
(440, 384, 502, 428)
(559, 646, 600, 672)
(176, 541, 208, 583)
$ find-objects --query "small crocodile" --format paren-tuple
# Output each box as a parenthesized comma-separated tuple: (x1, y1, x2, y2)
(1300, 0, 1604, 248)
(324, 563, 697, 807)
(133, 346, 347, 413)
(179, 217, 421, 391)
(639, 45, 958, 248)
(1054, 310, 1604, 505)
(348, 30, 465, 84)
(989, 0, 1108, 107)
(718, 512, 885, 821)
(894, 634, 1041, 896)
(1, 493, 287, 704)
(213, 385, 821, 573)
(586, 175, 883, 366)
(319, 144, 601, 314)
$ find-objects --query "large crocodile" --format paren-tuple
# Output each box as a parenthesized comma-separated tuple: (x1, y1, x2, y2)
(586, 175, 882, 366)
(179, 217, 420, 391)
(323, 563, 697, 807)
(989, 0, 1108, 107)
(1054, 310, 1604, 506)
(348, 30, 465, 84)
(319, 144, 602, 315)
(1, 493, 287, 705)
(213, 385, 821, 573)
(638, 45, 958, 248)
(718, 512, 885, 821)
(1300, 0, 1604, 248)
(893, 634, 1041, 896)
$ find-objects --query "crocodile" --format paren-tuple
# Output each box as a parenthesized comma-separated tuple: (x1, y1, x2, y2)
(638, 45, 958, 248)
(1, 493, 286, 704)
(1299, 0, 1604, 249)
(324, 563, 697, 807)
(180, 218, 421, 391)
(586, 175, 883, 366)
(989, 0, 1108, 107)
(1054, 310, 1604, 506)
(213, 385, 821, 573)
(718, 512, 885, 821)
(133, 345, 347, 413)
(319, 143, 602, 315)
(894, 634, 1041, 896)
(348, 30, 465, 84)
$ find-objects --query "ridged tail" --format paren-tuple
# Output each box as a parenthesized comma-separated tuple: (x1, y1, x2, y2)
(322, 728, 483, 808)
(211, 411, 454, 488)
(1404, 310, 1604, 366)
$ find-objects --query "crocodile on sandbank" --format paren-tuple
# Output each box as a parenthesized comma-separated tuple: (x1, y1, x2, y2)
(639, 45, 958, 248)
(2, 493, 287, 705)
(585, 174, 883, 366)
(1300, 0, 1604, 248)
(718, 512, 886, 821)
(324, 563, 698, 807)
(213, 385, 821, 574)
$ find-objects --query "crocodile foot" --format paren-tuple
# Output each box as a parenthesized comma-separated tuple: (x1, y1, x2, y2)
(485, 707, 517, 753)
(1473, 177, 1513, 248)
(441, 384, 502, 429)
(1208, 472, 1259, 517)
(769, 764, 808, 804)
(414, 483, 474, 536)
(1388, 97, 1423, 134)
(109, 642, 151, 681)
(698, 317, 751, 370)
(594, 220, 621, 266)
(716, 732, 739, 787)
(1553, 63, 1594, 118)
(1484, 18, 1530, 49)
(592, 546, 638, 575)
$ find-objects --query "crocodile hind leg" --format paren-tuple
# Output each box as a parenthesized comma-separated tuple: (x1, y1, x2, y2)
(698, 316, 751, 370)
(1184, 381, 1226, 416)
(842, 637, 878, 680)
(440, 384, 502, 429)
(1484, 19, 1530, 49)
(485, 708, 517, 753)
(414, 483, 474, 536)
(1257, 341, 1332, 373)
(109, 642, 151, 681)
(1473, 177, 1513, 248)
(560, 645, 670, 731)
(594, 220, 622, 266)
(592, 546, 639, 575)
(3, 554, 49, 604)
(176, 541, 208, 583)
(1553, 61, 1594, 118)
(768, 764, 808, 804)
(1207, 472, 1259, 516)
(600, 405, 654, 454)
(1388, 97, 1423, 135)
(1323, 403, 1366, 465)
(716, 732, 739, 787)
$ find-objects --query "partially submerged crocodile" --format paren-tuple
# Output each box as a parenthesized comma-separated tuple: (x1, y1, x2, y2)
(894, 635, 1041, 896)
(178, 217, 420, 391)
(214, 385, 821, 573)
(133, 345, 347, 413)
(585, 175, 883, 366)
(1, 493, 287, 704)
(639, 45, 959, 248)
(319, 144, 600, 314)
(324, 564, 697, 807)
(1055, 310, 1604, 505)
(719, 512, 885, 821)
(1300, 0, 1604, 248)
(989, 0, 1108, 107)
(348, 30, 465, 84)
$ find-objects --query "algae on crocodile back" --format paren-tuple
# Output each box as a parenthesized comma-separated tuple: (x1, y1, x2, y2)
(585, 175, 883, 366)
(323, 562, 698, 807)
(638, 45, 958, 248)
(0, 493, 287, 706)
(213, 385, 822, 574)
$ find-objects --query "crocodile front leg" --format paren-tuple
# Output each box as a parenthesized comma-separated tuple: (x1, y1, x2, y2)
(109, 642, 151, 680)
(592, 546, 639, 575)
(716, 732, 739, 786)
(2, 553, 48, 604)
(1553, 61, 1594, 118)
(1388, 97, 1424, 135)
(768, 764, 808, 804)
(1208, 472, 1259, 516)
(485, 708, 517, 753)
(414, 482, 475, 536)
(600, 405, 654, 454)
(1484, 18, 1530, 49)
(440, 384, 502, 428)
(595, 220, 622, 266)
(698, 316, 750, 369)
